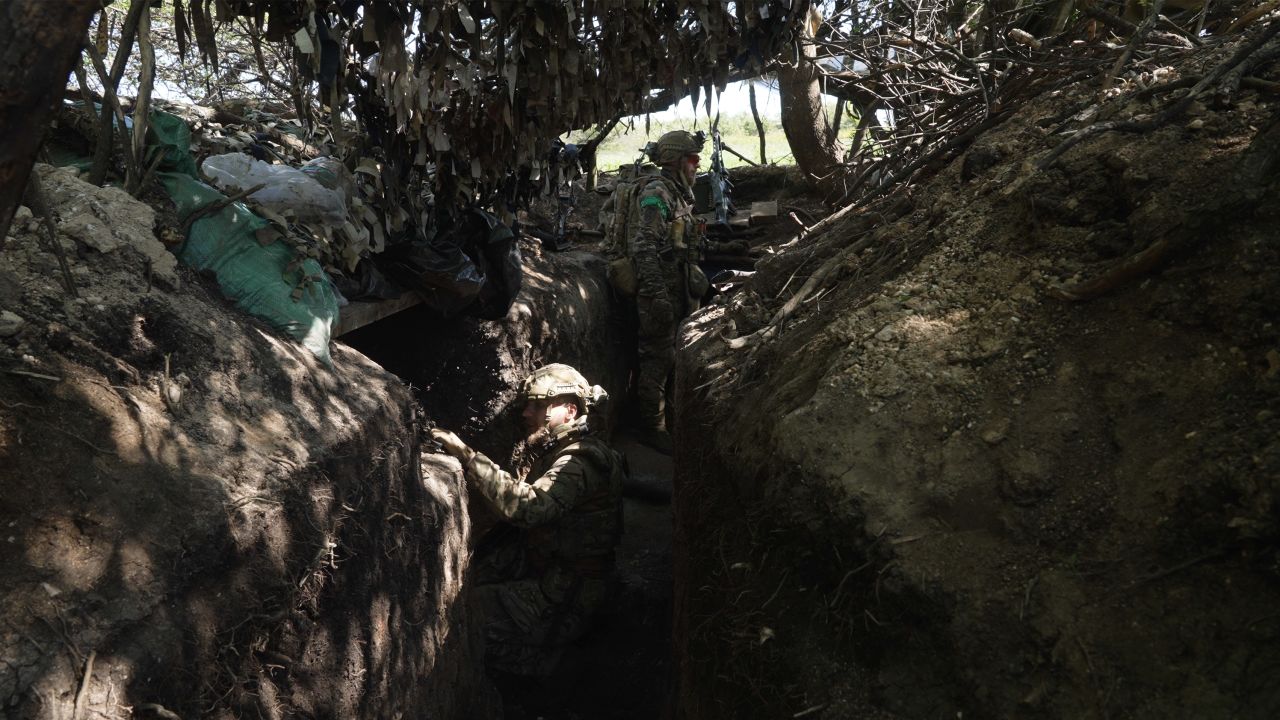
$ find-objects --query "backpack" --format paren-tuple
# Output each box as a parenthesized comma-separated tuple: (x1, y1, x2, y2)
(600, 162, 663, 259)
(600, 163, 664, 296)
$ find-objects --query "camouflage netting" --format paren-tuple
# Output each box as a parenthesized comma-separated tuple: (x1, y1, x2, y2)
(172, 0, 807, 210)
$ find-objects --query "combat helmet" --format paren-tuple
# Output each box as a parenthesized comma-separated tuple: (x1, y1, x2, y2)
(522, 363, 607, 411)
(648, 130, 705, 165)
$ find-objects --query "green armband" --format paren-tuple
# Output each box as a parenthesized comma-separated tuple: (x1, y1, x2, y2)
(639, 195, 671, 220)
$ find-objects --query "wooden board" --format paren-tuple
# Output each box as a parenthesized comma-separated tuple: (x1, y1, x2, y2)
(334, 292, 422, 336)
(749, 200, 779, 225)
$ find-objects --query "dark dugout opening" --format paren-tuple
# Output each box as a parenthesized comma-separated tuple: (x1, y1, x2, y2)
(338, 244, 676, 720)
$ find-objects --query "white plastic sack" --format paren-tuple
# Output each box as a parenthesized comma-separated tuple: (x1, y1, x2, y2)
(202, 152, 347, 225)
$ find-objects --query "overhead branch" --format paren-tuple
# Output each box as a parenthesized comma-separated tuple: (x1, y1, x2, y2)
(82, 37, 139, 186)
(128, 2, 156, 196)
(89, 0, 147, 186)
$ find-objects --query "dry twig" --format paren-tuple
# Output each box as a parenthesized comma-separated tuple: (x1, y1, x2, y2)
(1041, 20, 1280, 170)
(179, 183, 266, 236)
(23, 171, 78, 298)
(1102, 0, 1167, 96)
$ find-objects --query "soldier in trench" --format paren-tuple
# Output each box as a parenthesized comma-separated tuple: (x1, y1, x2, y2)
(430, 363, 625, 676)
(605, 130, 711, 455)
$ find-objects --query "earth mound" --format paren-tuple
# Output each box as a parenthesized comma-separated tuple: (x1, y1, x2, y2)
(673, 31, 1280, 720)
(0, 165, 493, 719)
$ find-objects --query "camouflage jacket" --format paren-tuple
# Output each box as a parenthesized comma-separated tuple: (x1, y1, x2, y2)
(463, 416, 623, 569)
(629, 168, 699, 298)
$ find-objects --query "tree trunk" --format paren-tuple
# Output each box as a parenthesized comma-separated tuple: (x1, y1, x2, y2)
(749, 82, 767, 165)
(776, 7, 843, 187)
(0, 0, 99, 241)
(89, 0, 146, 186)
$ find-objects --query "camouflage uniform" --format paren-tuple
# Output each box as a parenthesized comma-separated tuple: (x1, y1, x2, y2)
(461, 415, 624, 675)
(628, 166, 705, 434)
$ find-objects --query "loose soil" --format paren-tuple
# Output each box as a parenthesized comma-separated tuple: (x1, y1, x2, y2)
(673, 33, 1280, 720)
(0, 166, 495, 719)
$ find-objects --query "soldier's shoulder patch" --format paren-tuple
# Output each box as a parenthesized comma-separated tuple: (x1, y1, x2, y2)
(638, 194, 671, 220)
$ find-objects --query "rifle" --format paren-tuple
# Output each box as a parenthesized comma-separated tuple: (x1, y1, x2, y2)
(543, 118, 620, 251)
(532, 138, 581, 252)
(707, 124, 734, 229)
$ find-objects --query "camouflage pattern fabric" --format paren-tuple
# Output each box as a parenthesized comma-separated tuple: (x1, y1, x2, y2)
(627, 168, 703, 432)
(462, 416, 623, 675)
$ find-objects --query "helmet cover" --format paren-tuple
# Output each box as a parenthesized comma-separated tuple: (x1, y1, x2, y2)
(522, 363, 591, 403)
(649, 130, 705, 165)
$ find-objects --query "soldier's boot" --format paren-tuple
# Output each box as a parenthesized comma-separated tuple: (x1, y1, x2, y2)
(637, 426, 673, 455)
(636, 363, 673, 455)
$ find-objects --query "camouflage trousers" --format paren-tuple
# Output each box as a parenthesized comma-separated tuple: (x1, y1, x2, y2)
(634, 260, 699, 432)
(472, 533, 607, 676)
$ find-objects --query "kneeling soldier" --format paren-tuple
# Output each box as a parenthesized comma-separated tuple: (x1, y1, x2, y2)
(431, 363, 624, 676)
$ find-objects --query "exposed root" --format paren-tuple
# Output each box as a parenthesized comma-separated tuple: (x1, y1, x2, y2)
(1128, 546, 1227, 588)
(34, 420, 118, 456)
(4, 369, 62, 382)
(138, 703, 184, 720)
(72, 650, 95, 720)
(24, 170, 78, 298)
(1048, 237, 1173, 301)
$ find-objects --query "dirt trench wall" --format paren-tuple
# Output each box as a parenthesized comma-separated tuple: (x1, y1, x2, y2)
(0, 167, 492, 718)
(346, 244, 626, 472)
(671, 66, 1280, 719)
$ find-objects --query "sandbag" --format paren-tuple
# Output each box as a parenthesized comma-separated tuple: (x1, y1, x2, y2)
(149, 110, 338, 364)
(159, 171, 339, 364)
(381, 209, 522, 319)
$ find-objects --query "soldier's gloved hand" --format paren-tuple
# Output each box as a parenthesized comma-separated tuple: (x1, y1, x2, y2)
(430, 428, 472, 461)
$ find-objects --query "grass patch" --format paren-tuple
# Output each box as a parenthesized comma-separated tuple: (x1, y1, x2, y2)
(568, 107, 865, 172)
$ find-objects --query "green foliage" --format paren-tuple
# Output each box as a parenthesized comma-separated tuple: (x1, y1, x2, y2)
(573, 100, 866, 172)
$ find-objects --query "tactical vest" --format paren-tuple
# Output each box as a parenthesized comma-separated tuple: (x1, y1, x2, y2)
(525, 435, 625, 572)
(601, 166, 706, 298)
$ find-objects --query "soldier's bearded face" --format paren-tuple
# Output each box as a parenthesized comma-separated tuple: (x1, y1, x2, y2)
(682, 153, 700, 184)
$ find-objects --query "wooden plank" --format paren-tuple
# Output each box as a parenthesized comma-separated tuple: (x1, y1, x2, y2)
(334, 292, 422, 336)
(749, 200, 779, 225)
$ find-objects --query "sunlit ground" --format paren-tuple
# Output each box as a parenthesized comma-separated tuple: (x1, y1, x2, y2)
(567, 80, 869, 171)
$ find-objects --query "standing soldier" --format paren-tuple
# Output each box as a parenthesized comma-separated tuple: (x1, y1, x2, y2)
(619, 130, 709, 454)
(430, 363, 624, 676)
